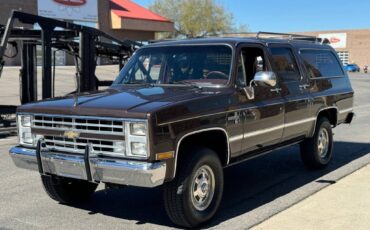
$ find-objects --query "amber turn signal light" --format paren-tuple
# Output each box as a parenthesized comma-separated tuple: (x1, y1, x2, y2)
(156, 151, 175, 160)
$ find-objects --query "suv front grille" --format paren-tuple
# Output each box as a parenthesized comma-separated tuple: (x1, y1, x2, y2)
(33, 115, 125, 135)
(32, 115, 127, 156)
(44, 136, 124, 156)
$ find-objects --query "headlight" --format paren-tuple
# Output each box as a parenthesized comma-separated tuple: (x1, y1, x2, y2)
(130, 123, 147, 136)
(18, 115, 34, 146)
(21, 116, 32, 127)
(130, 142, 147, 156)
(124, 121, 149, 159)
(21, 132, 33, 144)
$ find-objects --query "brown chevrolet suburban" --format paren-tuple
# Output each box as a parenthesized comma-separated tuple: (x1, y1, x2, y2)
(10, 34, 354, 228)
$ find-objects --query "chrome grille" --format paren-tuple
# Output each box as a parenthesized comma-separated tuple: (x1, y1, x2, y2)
(33, 115, 124, 135)
(44, 135, 125, 156)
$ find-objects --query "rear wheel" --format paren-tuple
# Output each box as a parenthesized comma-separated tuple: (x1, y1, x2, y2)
(41, 175, 98, 204)
(163, 148, 223, 228)
(300, 117, 333, 169)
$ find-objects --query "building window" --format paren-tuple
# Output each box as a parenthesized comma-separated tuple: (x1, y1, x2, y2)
(337, 51, 349, 65)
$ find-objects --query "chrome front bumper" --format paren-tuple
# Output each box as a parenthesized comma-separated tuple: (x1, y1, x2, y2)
(9, 146, 166, 188)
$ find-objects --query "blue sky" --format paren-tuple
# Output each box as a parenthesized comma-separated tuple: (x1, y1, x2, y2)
(134, 0, 370, 32)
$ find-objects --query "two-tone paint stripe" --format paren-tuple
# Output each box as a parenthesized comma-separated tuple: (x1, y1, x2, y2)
(229, 117, 316, 142)
(229, 107, 353, 142)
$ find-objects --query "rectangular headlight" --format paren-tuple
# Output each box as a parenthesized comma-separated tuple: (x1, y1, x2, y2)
(18, 115, 34, 146)
(130, 123, 147, 136)
(130, 142, 147, 156)
(125, 121, 149, 159)
(21, 115, 32, 127)
(21, 132, 33, 144)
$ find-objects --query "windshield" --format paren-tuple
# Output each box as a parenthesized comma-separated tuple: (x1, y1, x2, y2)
(113, 45, 233, 87)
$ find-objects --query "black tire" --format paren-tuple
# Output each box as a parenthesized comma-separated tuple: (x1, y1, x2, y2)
(41, 175, 98, 204)
(163, 148, 224, 228)
(300, 117, 333, 169)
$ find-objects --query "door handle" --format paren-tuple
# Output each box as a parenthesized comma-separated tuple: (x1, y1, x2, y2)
(270, 88, 282, 93)
(299, 84, 310, 89)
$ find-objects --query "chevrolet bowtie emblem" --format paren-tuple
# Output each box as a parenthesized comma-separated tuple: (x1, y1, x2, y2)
(64, 130, 80, 139)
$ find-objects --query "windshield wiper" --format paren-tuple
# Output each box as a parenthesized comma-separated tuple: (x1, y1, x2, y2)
(170, 81, 203, 89)
(123, 82, 155, 87)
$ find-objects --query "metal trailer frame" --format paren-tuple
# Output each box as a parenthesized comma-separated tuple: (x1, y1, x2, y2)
(0, 11, 141, 135)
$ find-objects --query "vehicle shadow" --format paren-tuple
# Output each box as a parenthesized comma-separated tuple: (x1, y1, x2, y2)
(65, 141, 370, 228)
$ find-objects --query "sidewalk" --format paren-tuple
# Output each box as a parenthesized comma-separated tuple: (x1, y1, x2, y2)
(252, 164, 370, 230)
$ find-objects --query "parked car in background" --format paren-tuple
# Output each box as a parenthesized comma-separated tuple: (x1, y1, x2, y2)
(344, 64, 360, 72)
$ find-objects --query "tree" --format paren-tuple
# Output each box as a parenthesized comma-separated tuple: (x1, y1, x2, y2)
(149, 0, 245, 38)
(149, 0, 182, 37)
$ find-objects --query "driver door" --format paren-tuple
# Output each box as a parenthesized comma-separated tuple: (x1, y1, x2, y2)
(233, 45, 285, 156)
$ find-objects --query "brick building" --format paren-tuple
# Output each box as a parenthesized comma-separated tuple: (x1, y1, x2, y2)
(0, 0, 174, 65)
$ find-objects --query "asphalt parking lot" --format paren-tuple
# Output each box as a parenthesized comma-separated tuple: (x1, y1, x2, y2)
(0, 69, 369, 229)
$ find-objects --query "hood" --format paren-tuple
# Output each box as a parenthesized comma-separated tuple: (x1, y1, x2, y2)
(17, 85, 221, 119)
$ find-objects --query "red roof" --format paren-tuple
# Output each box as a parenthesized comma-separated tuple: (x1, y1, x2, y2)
(110, 0, 172, 23)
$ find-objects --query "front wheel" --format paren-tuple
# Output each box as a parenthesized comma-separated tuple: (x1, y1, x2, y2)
(41, 175, 98, 204)
(300, 117, 333, 169)
(163, 148, 224, 228)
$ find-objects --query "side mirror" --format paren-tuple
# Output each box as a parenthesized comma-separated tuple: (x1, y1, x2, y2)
(252, 71, 277, 87)
(242, 71, 277, 100)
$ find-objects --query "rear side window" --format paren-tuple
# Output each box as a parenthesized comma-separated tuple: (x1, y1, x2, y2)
(300, 49, 344, 78)
(270, 47, 301, 82)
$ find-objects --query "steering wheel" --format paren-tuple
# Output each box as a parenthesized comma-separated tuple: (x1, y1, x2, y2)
(205, 71, 229, 79)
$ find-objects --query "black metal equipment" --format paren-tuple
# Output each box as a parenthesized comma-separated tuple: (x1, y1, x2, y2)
(0, 11, 141, 135)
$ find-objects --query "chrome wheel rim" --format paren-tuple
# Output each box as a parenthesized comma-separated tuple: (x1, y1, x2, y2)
(318, 128, 329, 158)
(190, 165, 215, 211)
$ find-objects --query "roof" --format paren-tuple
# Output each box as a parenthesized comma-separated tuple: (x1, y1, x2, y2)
(146, 37, 333, 50)
(110, 0, 172, 23)
(147, 37, 258, 47)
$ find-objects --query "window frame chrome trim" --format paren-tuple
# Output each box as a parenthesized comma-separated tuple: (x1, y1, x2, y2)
(114, 43, 236, 89)
(298, 48, 346, 79)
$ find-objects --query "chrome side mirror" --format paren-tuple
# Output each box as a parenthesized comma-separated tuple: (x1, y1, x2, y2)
(252, 71, 277, 87)
(243, 71, 277, 100)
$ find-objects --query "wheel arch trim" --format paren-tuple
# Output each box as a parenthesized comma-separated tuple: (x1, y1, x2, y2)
(311, 106, 339, 136)
(172, 127, 230, 179)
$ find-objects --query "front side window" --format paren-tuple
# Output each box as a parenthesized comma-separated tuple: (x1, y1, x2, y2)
(270, 47, 301, 82)
(114, 45, 233, 87)
(300, 49, 344, 78)
(236, 47, 267, 87)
